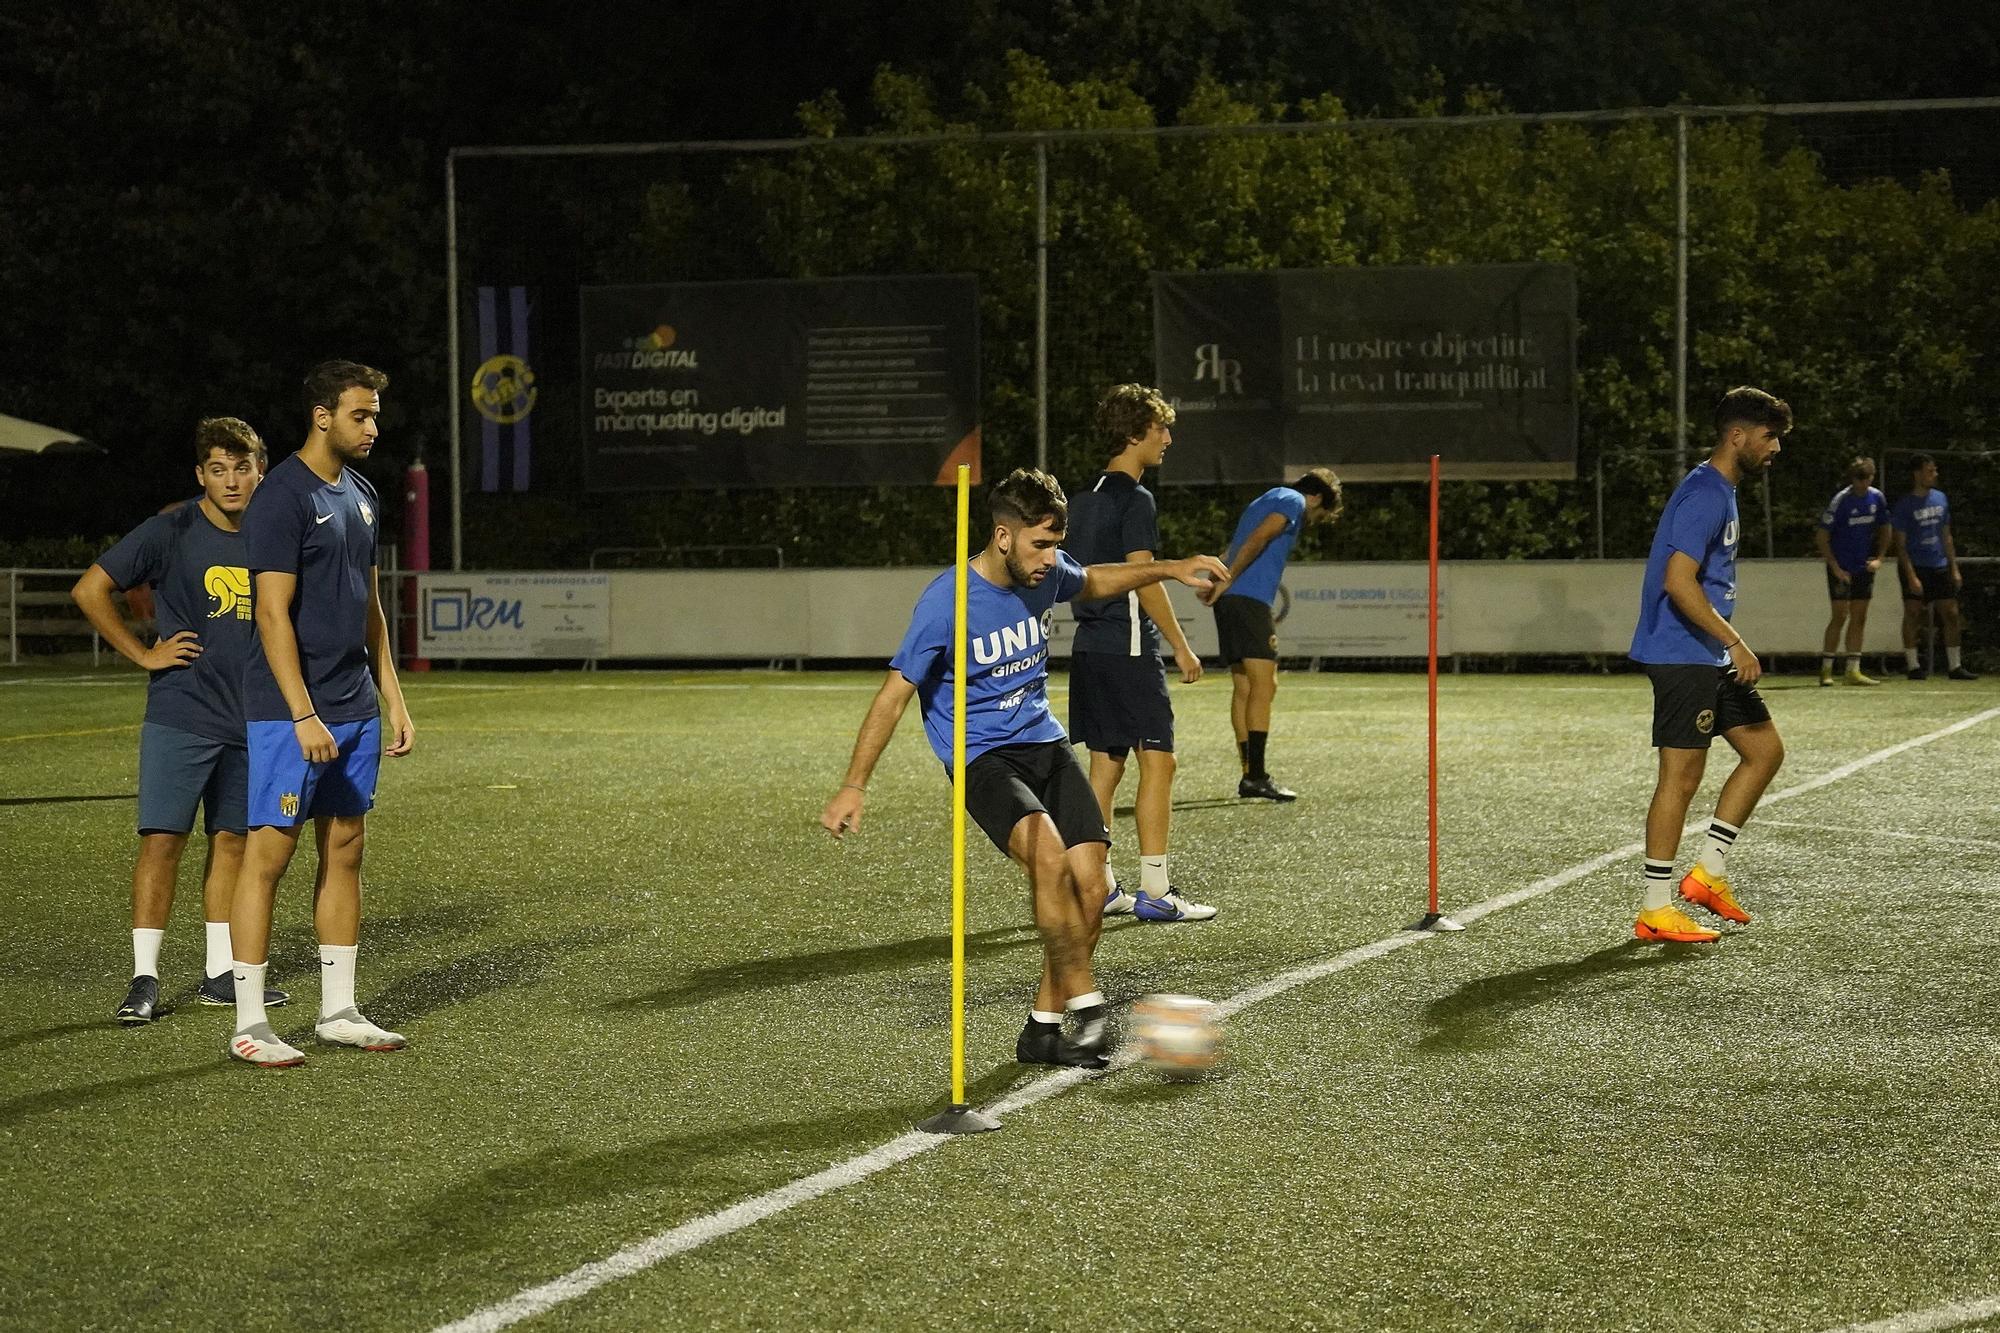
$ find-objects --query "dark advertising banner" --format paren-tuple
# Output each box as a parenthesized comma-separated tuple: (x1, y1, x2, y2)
(1152, 264, 1576, 482)
(581, 275, 981, 489)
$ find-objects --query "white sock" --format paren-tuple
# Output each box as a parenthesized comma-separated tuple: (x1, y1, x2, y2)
(1948, 646, 1963, 670)
(1698, 818, 1741, 878)
(1820, 654, 1835, 674)
(1906, 647, 1921, 670)
(131, 928, 164, 979)
(1066, 991, 1106, 1046)
(1104, 866, 1120, 895)
(1139, 855, 1170, 896)
(1065, 990, 1106, 1012)
(203, 921, 232, 979)
(1641, 859, 1674, 911)
(319, 944, 358, 1018)
(1030, 1009, 1063, 1026)
(1844, 655, 1861, 675)
(233, 960, 269, 1031)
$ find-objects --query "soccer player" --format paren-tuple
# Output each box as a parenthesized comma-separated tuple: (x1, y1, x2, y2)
(1890, 453, 1978, 681)
(71, 418, 292, 1024)
(1210, 468, 1343, 801)
(1815, 456, 1890, 686)
(1064, 385, 1216, 924)
(819, 468, 1229, 1068)
(1628, 387, 1790, 945)
(225, 361, 415, 1067)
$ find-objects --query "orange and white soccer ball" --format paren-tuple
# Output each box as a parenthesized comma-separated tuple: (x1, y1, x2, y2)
(1130, 994, 1222, 1079)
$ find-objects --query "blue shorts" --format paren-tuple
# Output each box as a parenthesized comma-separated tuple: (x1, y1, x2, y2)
(246, 716, 381, 827)
(137, 722, 249, 836)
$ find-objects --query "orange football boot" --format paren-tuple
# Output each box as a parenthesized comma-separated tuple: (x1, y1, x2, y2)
(1634, 904, 1722, 943)
(1679, 864, 1750, 924)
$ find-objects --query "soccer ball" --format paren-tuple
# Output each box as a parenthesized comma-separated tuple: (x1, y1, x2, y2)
(1130, 994, 1222, 1079)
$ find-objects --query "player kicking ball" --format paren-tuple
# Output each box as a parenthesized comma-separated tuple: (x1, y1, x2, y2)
(1628, 387, 1790, 944)
(820, 469, 1230, 1068)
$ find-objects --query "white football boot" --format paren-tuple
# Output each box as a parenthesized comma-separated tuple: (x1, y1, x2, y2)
(229, 1023, 306, 1068)
(314, 1007, 408, 1051)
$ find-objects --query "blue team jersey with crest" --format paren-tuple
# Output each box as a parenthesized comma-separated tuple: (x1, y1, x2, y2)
(95, 502, 257, 744)
(1889, 488, 1951, 569)
(891, 551, 1088, 766)
(1819, 486, 1887, 570)
(240, 453, 382, 724)
(1223, 487, 1308, 606)
(1630, 462, 1739, 667)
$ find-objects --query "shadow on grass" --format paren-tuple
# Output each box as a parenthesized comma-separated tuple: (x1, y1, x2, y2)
(374, 1062, 1025, 1262)
(0, 1018, 118, 1056)
(347, 932, 593, 1030)
(0, 792, 134, 807)
(1110, 797, 1249, 817)
(1417, 940, 1711, 1052)
(0, 1061, 232, 1127)
(606, 925, 1047, 1012)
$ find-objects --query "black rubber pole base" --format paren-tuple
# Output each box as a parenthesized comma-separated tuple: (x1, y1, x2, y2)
(917, 1103, 1002, 1135)
(1406, 911, 1466, 933)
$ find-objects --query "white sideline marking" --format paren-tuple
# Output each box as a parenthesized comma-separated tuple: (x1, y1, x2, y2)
(1757, 819, 2000, 854)
(1816, 1295, 2000, 1333)
(435, 705, 2000, 1333)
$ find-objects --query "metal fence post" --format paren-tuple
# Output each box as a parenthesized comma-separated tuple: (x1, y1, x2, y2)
(446, 150, 464, 573)
(1674, 113, 1689, 478)
(1035, 138, 1049, 474)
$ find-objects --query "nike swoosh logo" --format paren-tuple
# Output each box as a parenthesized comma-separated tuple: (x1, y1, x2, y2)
(321, 958, 335, 967)
(316, 513, 334, 524)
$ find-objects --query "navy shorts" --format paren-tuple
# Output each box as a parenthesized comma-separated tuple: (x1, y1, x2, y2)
(1645, 664, 1772, 750)
(247, 716, 380, 827)
(963, 741, 1110, 856)
(1213, 594, 1278, 665)
(1826, 568, 1875, 602)
(1903, 565, 1957, 604)
(1067, 651, 1175, 754)
(137, 722, 248, 836)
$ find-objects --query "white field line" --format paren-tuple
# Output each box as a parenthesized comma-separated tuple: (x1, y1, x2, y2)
(0, 675, 135, 687)
(1758, 818, 2000, 854)
(1816, 1295, 2000, 1333)
(435, 703, 2000, 1333)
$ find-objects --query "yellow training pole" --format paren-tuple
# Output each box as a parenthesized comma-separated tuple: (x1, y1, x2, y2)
(920, 463, 999, 1133)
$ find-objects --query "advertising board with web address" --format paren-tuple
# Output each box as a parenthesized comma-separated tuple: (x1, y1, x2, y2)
(417, 573, 611, 658)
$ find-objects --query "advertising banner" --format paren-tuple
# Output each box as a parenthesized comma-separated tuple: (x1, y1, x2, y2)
(417, 573, 610, 658)
(580, 275, 981, 489)
(1153, 264, 1576, 482)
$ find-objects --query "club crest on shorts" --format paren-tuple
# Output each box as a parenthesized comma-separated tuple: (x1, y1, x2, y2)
(280, 792, 300, 817)
(1695, 709, 1715, 735)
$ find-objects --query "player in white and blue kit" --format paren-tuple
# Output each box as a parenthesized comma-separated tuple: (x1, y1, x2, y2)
(821, 469, 1229, 1069)
(71, 418, 291, 1024)
(1890, 453, 1977, 681)
(226, 361, 416, 1067)
(1628, 387, 1790, 945)
(1814, 456, 1890, 686)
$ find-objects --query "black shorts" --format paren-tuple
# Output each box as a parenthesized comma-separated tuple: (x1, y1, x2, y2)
(1067, 652, 1175, 754)
(1827, 568, 1875, 602)
(1213, 594, 1278, 665)
(1903, 565, 1957, 604)
(963, 741, 1110, 855)
(1645, 664, 1773, 750)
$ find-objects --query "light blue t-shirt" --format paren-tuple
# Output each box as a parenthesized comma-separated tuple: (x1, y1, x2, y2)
(1889, 489, 1950, 570)
(1223, 487, 1308, 606)
(891, 552, 1087, 766)
(1630, 462, 1739, 667)
(1818, 485, 1887, 571)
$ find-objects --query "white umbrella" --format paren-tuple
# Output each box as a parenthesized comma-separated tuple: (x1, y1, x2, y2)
(0, 412, 92, 454)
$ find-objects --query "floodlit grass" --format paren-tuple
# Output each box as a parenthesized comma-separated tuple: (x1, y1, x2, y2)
(1, 665, 1996, 1332)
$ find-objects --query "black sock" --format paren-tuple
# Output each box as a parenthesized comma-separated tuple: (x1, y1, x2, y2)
(1246, 731, 1269, 780)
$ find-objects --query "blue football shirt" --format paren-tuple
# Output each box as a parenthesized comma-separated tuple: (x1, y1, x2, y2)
(891, 551, 1087, 766)
(1223, 487, 1307, 606)
(1630, 462, 1739, 667)
(95, 503, 257, 745)
(1889, 489, 1950, 569)
(240, 453, 382, 724)
(1065, 472, 1162, 657)
(1818, 485, 1887, 571)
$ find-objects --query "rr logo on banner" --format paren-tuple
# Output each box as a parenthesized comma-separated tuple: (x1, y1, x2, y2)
(471, 286, 535, 491)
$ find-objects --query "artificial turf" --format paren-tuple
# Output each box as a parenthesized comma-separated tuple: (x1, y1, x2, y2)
(1, 666, 1995, 1332)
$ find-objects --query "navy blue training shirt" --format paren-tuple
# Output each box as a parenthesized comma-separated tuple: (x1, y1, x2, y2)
(240, 453, 382, 724)
(95, 502, 257, 744)
(1065, 472, 1163, 657)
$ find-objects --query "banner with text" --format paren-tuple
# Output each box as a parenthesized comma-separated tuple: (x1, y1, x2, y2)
(417, 573, 610, 658)
(580, 275, 981, 489)
(1153, 265, 1576, 482)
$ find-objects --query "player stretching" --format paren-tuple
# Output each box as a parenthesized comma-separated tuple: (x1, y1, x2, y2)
(1628, 387, 1789, 944)
(1211, 469, 1343, 800)
(1890, 453, 1978, 681)
(820, 469, 1229, 1068)
(226, 361, 414, 1066)
(1815, 457, 1890, 687)
(1065, 385, 1216, 923)
(72, 419, 291, 1023)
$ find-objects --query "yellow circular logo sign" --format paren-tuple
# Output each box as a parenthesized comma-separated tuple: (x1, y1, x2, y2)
(470, 354, 537, 424)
